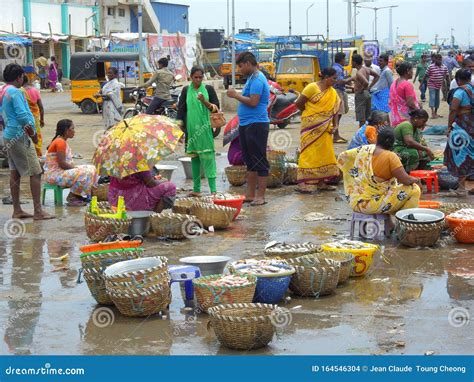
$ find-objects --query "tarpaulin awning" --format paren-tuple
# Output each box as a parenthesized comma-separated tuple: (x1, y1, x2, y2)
(0, 35, 32, 46)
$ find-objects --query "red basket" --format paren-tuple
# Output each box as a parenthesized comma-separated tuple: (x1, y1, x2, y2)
(445, 216, 474, 244)
(213, 195, 245, 221)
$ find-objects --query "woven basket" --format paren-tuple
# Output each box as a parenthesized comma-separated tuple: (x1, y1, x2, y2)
(225, 166, 247, 186)
(91, 184, 109, 202)
(80, 248, 143, 305)
(284, 163, 298, 185)
(317, 251, 354, 285)
(84, 212, 132, 242)
(396, 219, 444, 247)
(104, 257, 170, 317)
(172, 196, 213, 215)
(208, 303, 290, 350)
(439, 202, 473, 215)
(264, 242, 320, 260)
(267, 159, 285, 188)
(107, 282, 171, 317)
(287, 255, 340, 297)
(150, 211, 200, 239)
(267, 150, 287, 163)
(193, 274, 257, 312)
(189, 203, 236, 230)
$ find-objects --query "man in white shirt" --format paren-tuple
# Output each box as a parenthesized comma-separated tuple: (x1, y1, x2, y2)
(364, 52, 380, 84)
(449, 56, 474, 90)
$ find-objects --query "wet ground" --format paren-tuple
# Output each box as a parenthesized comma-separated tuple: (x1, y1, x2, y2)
(0, 90, 472, 355)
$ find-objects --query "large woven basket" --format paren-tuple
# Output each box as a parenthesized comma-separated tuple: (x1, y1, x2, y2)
(107, 283, 171, 317)
(440, 202, 473, 215)
(267, 150, 287, 163)
(172, 196, 213, 215)
(104, 257, 170, 317)
(317, 251, 354, 285)
(91, 184, 109, 202)
(284, 163, 298, 185)
(396, 219, 444, 247)
(80, 248, 143, 305)
(193, 274, 257, 312)
(208, 303, 291, 350)
(287, 256, 340, 297)
(264, 242, 320, 260)
(225, 166, 247, 186)
(190, 203, 236, 230)
(150, 211, 200, 239)
(267, 159, 285, 188)
(84, 212, 132, 242)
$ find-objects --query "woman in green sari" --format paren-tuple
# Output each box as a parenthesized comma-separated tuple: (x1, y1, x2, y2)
(177, 66, 220, 196)
(393, 109, 435, 172)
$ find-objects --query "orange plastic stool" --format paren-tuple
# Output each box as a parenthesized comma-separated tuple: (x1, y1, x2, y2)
(410, 170, 439, 193)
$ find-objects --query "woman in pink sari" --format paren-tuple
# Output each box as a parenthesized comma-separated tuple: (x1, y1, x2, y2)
(389, 62, 420, 126)
(47, 56, 58, 92)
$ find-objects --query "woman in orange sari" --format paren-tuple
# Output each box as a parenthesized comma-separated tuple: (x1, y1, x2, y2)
(295, 68, 341, 193)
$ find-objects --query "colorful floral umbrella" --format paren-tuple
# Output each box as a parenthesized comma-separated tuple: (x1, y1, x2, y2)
(93, 114, 183, 179)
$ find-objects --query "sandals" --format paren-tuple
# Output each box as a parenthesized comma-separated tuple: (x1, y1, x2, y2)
(250, 200, 267, 206)
(333, 137, 348, 144)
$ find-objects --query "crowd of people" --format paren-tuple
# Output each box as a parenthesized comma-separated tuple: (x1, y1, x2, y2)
(0, 48, 473, 224)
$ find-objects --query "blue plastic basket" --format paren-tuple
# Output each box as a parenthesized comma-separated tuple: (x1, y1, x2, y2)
(253, 273, 293, 304)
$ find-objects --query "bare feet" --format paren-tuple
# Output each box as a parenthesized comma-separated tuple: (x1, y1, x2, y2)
(33, 212, 56, 221)
(12, 211, 34, 219)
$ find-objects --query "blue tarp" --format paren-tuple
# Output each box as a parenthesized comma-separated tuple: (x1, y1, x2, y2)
(0, 35, 32, 47)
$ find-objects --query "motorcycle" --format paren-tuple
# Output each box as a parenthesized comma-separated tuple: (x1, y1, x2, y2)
(123, 84, 182, 120)
(224, 80, 299, 145)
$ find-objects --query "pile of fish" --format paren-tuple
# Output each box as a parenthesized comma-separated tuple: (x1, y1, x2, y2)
(448, 209, 474, 220)
(264, 241, 320, 253)
(324, 240, 371, 250)
(213, 192, 239, 200)
(208, 275, 252, 287)
(232, 259, 292, 276)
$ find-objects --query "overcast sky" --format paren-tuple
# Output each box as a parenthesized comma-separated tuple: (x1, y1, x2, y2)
(162, 0, 473, 46)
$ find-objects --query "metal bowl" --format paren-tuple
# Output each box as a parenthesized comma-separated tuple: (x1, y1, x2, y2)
(178, 157, 204, 180)
(154, 164, 177, 181)
(395, 208, 445, 224)
(127, 211, 153, 236)
(179, 255, 231, 276)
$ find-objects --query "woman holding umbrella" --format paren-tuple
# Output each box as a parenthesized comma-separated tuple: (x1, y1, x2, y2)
(177, 66, 220, 196)
(93, 114, 183, 212)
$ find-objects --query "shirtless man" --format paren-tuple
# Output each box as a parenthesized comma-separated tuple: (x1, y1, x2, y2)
(352, 54, 380, 127)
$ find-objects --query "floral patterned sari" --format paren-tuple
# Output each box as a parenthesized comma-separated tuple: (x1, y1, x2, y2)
(337, 145, 421, 215)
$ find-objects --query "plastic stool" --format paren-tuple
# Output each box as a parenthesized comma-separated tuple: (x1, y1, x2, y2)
(410, 170, 439, 193)
(169, 265, 201, 301)
(350, 212, 391, 240)
(42, 184, 68, 206)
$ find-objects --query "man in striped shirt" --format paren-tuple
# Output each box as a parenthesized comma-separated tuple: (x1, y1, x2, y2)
(422, 54, 450, 119)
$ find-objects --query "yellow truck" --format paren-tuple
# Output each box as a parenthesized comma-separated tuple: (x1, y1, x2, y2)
(220, 49, 275, 88)
(276, 54, 321, 93)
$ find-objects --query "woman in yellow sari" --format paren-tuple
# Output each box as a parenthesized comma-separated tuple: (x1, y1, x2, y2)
(337, 128, 422, 230)
(295, 68, 341, 192)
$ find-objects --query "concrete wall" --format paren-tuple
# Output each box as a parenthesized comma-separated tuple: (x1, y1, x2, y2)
(70, 6, 97, 36)
(102, 5, 132, 34)
(0, 0, 24, 32)
(31, 2, 63, 34)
